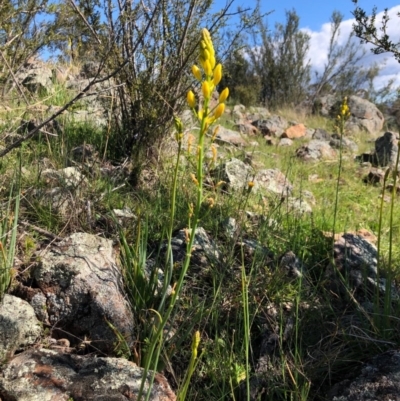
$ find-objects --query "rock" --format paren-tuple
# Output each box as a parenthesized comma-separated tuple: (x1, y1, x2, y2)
(329, 134, 359, 153)
(345, 95, 384, 134)
(363, 168, 385, 185)
(296, 140, 337, 161)
(0, 348, 176, 401)
(165, 227, 222, 268)
(212, 158, 254, 192)
(279, 251, 305, 278)
(0, 295, 42, 361)
(313, 94, 338, 116)
(327, 350, 400, 401)
(70, 144, 99, 164)
(374, 131, 399, 167)
(214, 125, 247, 147)
(42, 167, 87, 188)
(333, 233, 378, 279)
(255, 169, 293, 197)
(233, 121, 259, 136)
(251, 115, 288, 137)
(286, 197, 313, 214)
(21, 64, 53, 94)
(314, 95, 384, 134)
(233, 104, 246, 114)
(312, 128, 332, 141)
(278, 138, 293, 147)
(330, 233, 398, 297)
(282, 123, 306, 139)
(28, 233, 134, 354)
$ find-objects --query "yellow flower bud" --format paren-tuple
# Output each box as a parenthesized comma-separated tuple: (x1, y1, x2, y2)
(202, 81, 211, 99)
(213, 64, 222, 86)
(214, 103, 225, 119)
(219, 87, 229, 103)
(187, 90, 196, 108)
(191, 330, 201, 358)
(198, 109, 203, 121)
(203, 60, 212, 76)
(212, 125, 220, 140)
(190, 173, 199, 186)
(174, 116, 183, 134)
(192, 65, 202, 81)
(209, 55, 216, 69)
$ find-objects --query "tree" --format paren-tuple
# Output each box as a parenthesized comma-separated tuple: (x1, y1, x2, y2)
(352, 0, 400, 62)
(0, 0, 52, 94)
(248, 9, 311, 109)
(312, 10, 375, 100)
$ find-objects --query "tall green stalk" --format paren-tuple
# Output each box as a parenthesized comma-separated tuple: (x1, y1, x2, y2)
(138, 28, 229, 400)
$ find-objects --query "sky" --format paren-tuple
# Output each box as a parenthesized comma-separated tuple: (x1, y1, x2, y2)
(214, 0, 400, 90)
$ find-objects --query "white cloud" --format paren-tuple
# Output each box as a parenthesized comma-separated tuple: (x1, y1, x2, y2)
(303, 6, 400, 90)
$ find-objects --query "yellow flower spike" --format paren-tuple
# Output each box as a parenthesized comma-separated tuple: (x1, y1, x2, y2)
(190, 173, 199, 186)
(192, 65, 202, 81)
(219, 87, 229, 103)
(203, 60, 212, 76)
(214, 103, 225, 119)
(187, 90, 196, 108)
(198, 109, 203, 121)
(213, 64, 222, 86)
(202, 81, 211, 100)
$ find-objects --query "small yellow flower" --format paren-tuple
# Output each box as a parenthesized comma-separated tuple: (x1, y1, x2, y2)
(212, 125, 220, 141)
(206, 197, 215, 208)
(248, 181, 255, 189)
(187, 90, 196, 108)
(190, 173, 199, 186)
(219, 87, 229, 103)
(202, 81, 211, 100)
(213, 64, 222, 86)
(211, 144, 217, 163)
(174, 116, 183, 134)
(192, 65, 202, 81)
(214, 103, 225, 119)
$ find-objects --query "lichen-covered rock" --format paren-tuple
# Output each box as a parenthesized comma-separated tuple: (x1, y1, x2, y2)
(214, 125, 247, 147)
(0, 348, 176, 401)
(255, 169, 293, 197)
(327, 350, 400, 401)
(296, 140, 337, 161)
(212, 158, 254, 192)
(251, 115, 288, 137)
(28, 233, 134, 354)
(346, 95, 384, 134)
(0, 295, 42, 361)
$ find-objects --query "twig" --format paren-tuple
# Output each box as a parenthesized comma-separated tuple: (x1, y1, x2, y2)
(0, 49, 29, 106)
(20, 220, 63, 241)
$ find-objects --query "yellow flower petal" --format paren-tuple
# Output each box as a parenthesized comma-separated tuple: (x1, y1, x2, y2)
(187, 90, 196, 108)
(214, 103, 225, 119)
(219, 87, 229, 103)
(213, 64, 222, 86)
